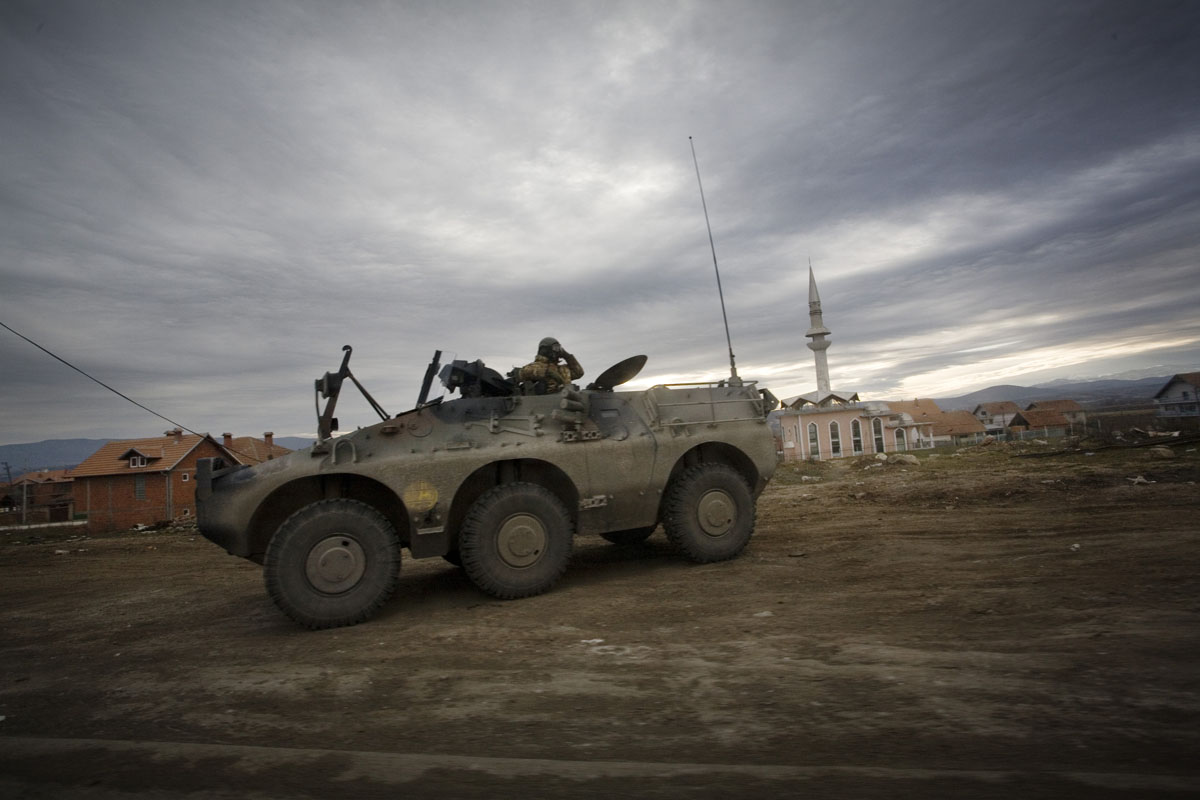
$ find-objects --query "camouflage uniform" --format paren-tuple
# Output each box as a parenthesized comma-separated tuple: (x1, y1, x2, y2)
(519, 352, 584, 393)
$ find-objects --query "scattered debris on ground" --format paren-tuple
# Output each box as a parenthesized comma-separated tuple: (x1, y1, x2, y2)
(2, 447, 1198, 797)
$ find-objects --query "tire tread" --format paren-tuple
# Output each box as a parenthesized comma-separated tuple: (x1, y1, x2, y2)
(460, 482, 573, 599)
(663, 463, 756, 563)
(264, 499, 400, 629)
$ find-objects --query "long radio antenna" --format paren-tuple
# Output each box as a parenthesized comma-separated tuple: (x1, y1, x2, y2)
(689, 136, 740, 384)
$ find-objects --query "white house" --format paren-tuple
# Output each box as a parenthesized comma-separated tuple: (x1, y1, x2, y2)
(1154, 373, 1200, 418)
(973, 401, 1021, 436)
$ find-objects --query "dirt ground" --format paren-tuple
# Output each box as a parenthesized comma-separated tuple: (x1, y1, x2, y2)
(2, 443, 1199, 799)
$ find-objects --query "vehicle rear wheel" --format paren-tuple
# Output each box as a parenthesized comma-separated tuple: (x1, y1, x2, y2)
(663, 463, 755, 563)
(264, 499, 400, 629)
(460, 482, 573, 599)
(600, 526, 655, 545)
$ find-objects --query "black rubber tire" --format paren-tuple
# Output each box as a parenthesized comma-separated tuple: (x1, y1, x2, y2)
(663, 463, 755, 563)
(460, 482, 573, 599)
(600, 526, 655, 546)
(263, 499, 401, 629)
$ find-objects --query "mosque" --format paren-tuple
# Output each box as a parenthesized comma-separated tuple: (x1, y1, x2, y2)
(771, 268, 932, 461)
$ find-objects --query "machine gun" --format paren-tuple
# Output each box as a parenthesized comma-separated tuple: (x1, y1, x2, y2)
(313, 345, 390, 444)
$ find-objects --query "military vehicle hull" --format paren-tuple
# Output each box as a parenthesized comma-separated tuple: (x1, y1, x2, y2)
(197, 360, 777, 629)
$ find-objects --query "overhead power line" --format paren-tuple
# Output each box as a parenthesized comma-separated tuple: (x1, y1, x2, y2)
(1, 318, 204, 437)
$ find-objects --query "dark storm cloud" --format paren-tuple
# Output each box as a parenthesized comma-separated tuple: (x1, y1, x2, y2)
(2, 0, 1199, 443)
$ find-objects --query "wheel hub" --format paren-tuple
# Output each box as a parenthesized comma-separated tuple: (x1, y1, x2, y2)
(697, 489, 735, 537)
(497, 513, 546, 568)
(305, 535, 367, 594)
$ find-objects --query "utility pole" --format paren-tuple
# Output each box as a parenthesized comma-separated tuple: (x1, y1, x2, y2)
(4, 463, 28, 525)
(1, 461, 16, 523)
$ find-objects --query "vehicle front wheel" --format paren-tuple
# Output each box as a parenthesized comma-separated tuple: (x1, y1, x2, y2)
(460, 483, 573, 599)
(264, 499, 401, 629)
(663, 463, 755, 563)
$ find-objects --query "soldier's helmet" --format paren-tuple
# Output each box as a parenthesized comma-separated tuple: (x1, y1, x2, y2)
(538, 337, 560, 356)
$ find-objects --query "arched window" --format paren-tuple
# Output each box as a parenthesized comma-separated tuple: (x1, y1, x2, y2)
(829, 421, 842, 457)
(808, 422, 820, 460)
(872, 418, 885, 453)
(851, 419, 864, 455)
(895, 428, 907, 451)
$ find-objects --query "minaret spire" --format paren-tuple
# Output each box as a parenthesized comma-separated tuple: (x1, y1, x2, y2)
(805, 262, 832, 395)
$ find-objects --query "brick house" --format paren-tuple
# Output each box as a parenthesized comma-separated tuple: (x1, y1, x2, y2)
(972, 401, 1021, 436)
(1, 468, 75, 524)
(71, 429, 239, 532)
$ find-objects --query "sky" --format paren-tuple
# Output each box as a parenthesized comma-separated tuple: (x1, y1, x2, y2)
(2, 0, 1199, 444)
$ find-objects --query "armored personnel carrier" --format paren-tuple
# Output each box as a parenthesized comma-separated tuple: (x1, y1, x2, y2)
(197, 346, 778, 629)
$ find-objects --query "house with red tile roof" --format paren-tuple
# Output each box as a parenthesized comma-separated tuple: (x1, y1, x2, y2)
(884, 399, 942, 425)
(1026, 398, 1086, 427)
(71, 429, 239, 532)
(1007, 409, 1072, 439)
(930, 410, 988, 446)
(1, 468, 75, 524)
(888, 400, 987, 446)
(220, 431, 292, 465)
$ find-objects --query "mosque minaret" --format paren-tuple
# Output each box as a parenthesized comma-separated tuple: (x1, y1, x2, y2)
(805, 265, 832, 395)
(775, 265, 929, 461)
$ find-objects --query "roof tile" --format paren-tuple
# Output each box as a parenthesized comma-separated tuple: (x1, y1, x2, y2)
(226, 436, 293, 465)
(1027, 398, 1083, 412)
(71, 432, 215, 477)
(931, 410, 986, 436)
(975, 401, 1020, 414)
(1011, 409, 1072, 428)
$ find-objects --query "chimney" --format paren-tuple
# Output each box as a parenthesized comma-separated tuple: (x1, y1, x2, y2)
(223, 432, 233, 449)
(166, 428, 183, 443)
(264, 432, 275, 459)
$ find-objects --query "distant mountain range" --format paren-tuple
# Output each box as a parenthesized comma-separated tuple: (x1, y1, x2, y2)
(932, 375, 1170, 412)
(0, 436, 315, 477)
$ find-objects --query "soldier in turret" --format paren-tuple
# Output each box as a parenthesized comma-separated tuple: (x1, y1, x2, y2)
(518, 337, 584, 394)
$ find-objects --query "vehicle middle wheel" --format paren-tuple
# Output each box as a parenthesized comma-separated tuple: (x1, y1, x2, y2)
(459, 482, 573, 599)
(263, 499, 401, 629)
